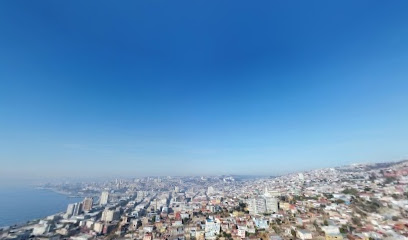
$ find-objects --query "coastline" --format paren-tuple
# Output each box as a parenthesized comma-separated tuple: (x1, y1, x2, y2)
(0, 187, 83, 228)
(34, 186, 82, 198)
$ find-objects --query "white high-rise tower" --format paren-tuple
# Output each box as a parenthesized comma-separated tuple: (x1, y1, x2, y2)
(100, 191, 109, 205)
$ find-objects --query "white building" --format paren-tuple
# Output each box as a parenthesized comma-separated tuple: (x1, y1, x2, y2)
(85, 220, 94, 229)
(256, 197, 267, 213)
(100, 191, 109, 205)
(321, 226, 340, 235)
(248, 188, 279, 215)
(237, 227, 246, 238)
(248, 197, 278, 214)
(247, 198, 256, 214)
(101, 209, 120, 222)
(93, 222, 104, 234)
(265, 189, 278, 214)
(204, 217, 220, 239)
(207, 186, 215, 195)
(66, 204, 75, 216)
(32, 223, 51, 236)
(296, 229, 312, 240)
(73, 202, 83, 216)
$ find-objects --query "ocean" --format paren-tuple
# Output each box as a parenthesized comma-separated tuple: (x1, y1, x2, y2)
(0, 187, 83, 227)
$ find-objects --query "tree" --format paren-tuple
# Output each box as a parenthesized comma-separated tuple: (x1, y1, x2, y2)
(272, 225, 280, 234)
(334, 199, 345, 204)
(339, 225, 348, 234)
(392, 216, 400, 221)
(352, 217, 362, 227)
(391, 194, 401, 200)
(291, 229, 297, 237)
(384, 177, 397, 184)
(342, 188, 358, 196)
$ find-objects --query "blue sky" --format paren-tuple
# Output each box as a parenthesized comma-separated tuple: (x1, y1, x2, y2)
(1, 0, 408, 180)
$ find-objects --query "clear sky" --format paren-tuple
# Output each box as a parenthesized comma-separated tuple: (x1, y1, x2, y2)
(1, 1, 408, 181)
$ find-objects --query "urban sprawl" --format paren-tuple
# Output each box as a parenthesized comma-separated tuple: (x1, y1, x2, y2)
(2, 160, 408, 240)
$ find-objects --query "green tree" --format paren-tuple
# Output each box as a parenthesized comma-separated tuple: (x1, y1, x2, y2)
(384, 177, 397, 184)
(342, 188, 358, 196)
(291, 229, 297, 237)
(352, 217, 362, 227)
(392, 216, 400, 221)
(340, 225, 348, 233)
(334, 199, 345, 204)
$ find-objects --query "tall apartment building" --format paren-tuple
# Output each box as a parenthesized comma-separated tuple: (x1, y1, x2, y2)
(207, 186, 215, 195)
(66, 203, 75, 216)
(82, 197, 93, 212)
(265, 196, 278, 213)
(248, 189, 278, 214)
(73, 202, 83, 216)
(100, 191, 109, 205)
(101, 209, 120, 222)
(264, 187, 278, 213)
(204, 216, 220, 239)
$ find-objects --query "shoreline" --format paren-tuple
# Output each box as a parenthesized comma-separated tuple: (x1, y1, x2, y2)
(35, 186, 82, 198)
(0, 188, 83, 228)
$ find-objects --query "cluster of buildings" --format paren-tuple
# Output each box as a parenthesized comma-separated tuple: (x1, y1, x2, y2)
(247, 188, 279, 215)
(1, 160, 408, 240)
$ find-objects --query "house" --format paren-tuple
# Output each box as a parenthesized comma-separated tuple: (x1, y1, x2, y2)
(296, 229, 313, 240)
(325, 233, 343, 240)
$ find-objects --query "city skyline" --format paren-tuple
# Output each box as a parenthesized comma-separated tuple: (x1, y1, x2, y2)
(1, 0, 408, 180)
(2, 159, 408, 238)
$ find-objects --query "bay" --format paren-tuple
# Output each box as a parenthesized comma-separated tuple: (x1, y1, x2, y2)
(0, 187, 82, 227)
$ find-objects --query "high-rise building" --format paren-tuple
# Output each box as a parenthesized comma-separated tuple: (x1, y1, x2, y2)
(247, 198, 256, 214)
(82, 197, 93, 212)
(248, 197, 267, 214)
(207, 186, 215, 195)
(255, 197, 267, 213)
(248, 189, 279, 215)
(137, 191, 145, 199)
(101, 209, 120, 222)
(265, 196, 278, 213)
(205, 216, 220, 239)
(264, 187, 278, 213)
(100, 191, 109, 205)
(66, 203, 75, 216)
(73, 202, 83, 216)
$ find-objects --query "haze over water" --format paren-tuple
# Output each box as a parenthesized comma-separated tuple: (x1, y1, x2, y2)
(0, 187, 82, 227)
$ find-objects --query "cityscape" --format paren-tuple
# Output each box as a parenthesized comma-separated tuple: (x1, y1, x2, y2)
(1, 1, 408, 240)
(1, 160, 408, 240)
